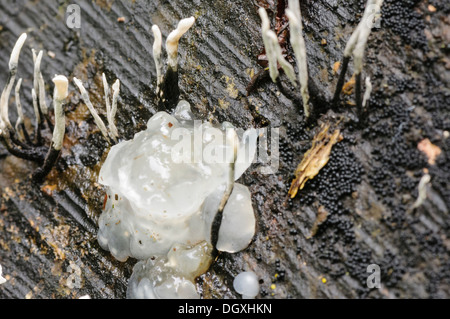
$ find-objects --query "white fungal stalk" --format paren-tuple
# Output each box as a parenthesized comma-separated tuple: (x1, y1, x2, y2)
(102, 73, 111, 118)
(73, 77, 111, 143)
(32, 88, 41, 127)
(9, 33, 27, 72)
(344, 0, 384, 74)
(32, 49, 48, 116)
(152, 25, 163, 91)
(14, 78, 25, 140)
(102, 74, 119, 142)
(258, 8, 297, 86)
(411, 173, 431, 210)
(101, 73, 119, 143)
(362, 76, 372, 107)
(109, 79, 120, 141)
(52, 75, 69, 151)
(1, 33, 27, 133)
(166, 17, 195, 71)
(286, 0, 310, 117)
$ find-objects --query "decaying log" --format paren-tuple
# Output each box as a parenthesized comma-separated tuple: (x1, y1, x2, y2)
(0, 0, 449, 299)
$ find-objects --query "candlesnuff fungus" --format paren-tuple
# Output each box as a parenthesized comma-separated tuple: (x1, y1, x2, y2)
(1, 33, 27, 136)
(152, 17, 195, 109)
(362, 76, 373, 108)
(32, 75, 69, 182)
(73, 74, 120, 144)
(252, 0, 383, 122)
(166, 17, 195, 72)
(151, 25, 163, 93)
(286, 0, 310, 118)
(0, 33, 70, 182)
(32, 49, 50, 128)
(410, 173, 431, 212)
(333, 0, 384, 114)
(258, 2, 312, 119)
(258, 8, 297, 87)
(14, 78, 26, 142)
(102, 74, 120, 141)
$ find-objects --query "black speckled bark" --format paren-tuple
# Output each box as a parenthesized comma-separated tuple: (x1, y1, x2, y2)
(0, 0, 449, 299)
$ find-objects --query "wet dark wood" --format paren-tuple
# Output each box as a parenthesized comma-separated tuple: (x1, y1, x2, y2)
(0, 0, 449, 299)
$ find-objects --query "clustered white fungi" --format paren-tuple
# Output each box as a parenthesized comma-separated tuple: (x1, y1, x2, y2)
(258, 8, 297, 87)
(152, 17, 195, 105)
(343, 0, 384, 75)
(73, 75, 120, 145)
(333, 0, 383, 111)
(286, 0, 310, 117)
(258, 0, 310, 117)
(0, 33, 70, 182)
(258, 0, 383, 118)
(0, 33, 27, 135)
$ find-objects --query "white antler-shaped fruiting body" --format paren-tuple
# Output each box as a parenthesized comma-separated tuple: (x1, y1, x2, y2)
(259, 8, 278, 82)
(166, 17, 195, 71)
(344, 0, 384, 74)
(258, 8, 297, 87)
(52, 75, 69, 150)
(9, 33, 27, 71)
(102, 73, 111, 116)
(32, 49, 49, 116)
(73, 77, 111, 144)
(102, 74, 119, 142)
(152, 25, 163, 90)
(109, 79, 120, 140)
(286, 0, 310, 117)
(1, 33, 27, 132)
(362, 76, 372, 107)
(14, 78, 24, 139)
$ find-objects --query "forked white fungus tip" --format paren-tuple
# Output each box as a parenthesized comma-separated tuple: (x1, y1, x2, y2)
(112, 79, 120, 93)
(166, 17, 196, 69)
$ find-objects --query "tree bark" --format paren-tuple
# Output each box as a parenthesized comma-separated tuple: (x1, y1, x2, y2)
(0, 0, 449, 299)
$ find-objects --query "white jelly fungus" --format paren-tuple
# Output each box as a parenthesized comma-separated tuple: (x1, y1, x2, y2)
(233, 271, 260, 299)
(97, 100, 258, 298)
